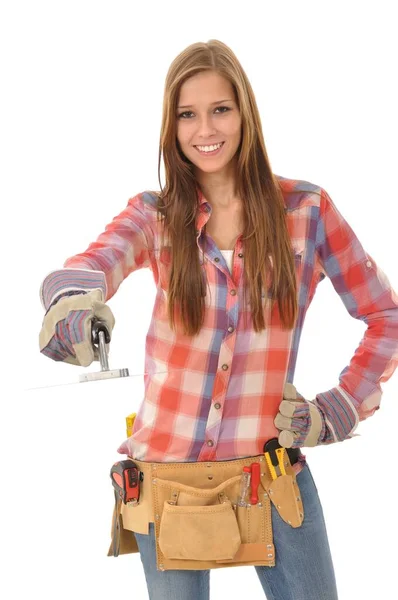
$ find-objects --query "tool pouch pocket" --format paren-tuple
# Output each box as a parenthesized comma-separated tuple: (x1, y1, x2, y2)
(148, 455, 287, 571)
(155, 475, 242, 561)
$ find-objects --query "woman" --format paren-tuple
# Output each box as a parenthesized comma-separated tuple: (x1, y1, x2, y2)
(39, 40, 398, 600)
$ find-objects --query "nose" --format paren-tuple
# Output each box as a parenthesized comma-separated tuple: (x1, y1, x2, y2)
(196, 113, 217, 139)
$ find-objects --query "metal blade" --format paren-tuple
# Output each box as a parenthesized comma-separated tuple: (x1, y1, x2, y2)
(25, 368, 173, 391)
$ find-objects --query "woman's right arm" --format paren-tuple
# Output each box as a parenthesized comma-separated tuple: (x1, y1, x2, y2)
(40, 192, 154, 311)
(38, 192, 155, 365)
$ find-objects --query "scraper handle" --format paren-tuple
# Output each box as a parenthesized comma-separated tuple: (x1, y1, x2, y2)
(92, 320, 111, 345)
(92, 320, 111, 371)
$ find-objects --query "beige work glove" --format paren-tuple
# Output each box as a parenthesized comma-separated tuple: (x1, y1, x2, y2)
(39, 289, 115, 367)
(274, 383, 324, 448)
(274, 382, 360, 448)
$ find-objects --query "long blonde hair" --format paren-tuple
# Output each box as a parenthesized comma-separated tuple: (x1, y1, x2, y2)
(153, 39, 298, 337)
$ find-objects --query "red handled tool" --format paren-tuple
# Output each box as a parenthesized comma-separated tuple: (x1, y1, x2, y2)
(250, 462, 261, 504)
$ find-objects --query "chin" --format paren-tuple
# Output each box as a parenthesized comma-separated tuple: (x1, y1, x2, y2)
(188, 154, 232, 173)
(196, 164, 228, 174)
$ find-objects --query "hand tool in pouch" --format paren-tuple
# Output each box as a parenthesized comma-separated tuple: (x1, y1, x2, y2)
(126, 412, 137, 437)
(263, 437, 287, 480)
(110, 459, 143, 556)
(250, 462, 261, 504)
(110, 460, 143, 505)
(237, 466, 251, 506)
(262, 437, 304, 528)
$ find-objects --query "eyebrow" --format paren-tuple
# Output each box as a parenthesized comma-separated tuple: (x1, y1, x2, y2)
(177, 98, 234, 109)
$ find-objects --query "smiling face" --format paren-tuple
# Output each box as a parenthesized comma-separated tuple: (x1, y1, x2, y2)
(176, 71, 242, 176)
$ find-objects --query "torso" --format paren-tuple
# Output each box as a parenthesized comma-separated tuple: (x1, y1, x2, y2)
(204, 202, 244, 251)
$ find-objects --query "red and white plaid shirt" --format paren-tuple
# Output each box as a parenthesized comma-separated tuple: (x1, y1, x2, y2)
(40, 176, 398, 467)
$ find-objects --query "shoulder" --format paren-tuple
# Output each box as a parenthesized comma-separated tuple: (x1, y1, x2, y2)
(126, 191, 162, 223)
(274, 174, 325, 213)
(128, 190, 160, 209)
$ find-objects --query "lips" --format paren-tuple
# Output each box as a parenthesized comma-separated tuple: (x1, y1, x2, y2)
(193, 142, 225, 158)
(194, 142, 225, 149)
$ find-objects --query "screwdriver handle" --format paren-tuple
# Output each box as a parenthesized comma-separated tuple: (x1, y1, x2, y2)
(250, 462, 260, 504)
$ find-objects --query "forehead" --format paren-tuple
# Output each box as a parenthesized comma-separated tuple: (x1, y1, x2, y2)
(178, 71, 234, 105)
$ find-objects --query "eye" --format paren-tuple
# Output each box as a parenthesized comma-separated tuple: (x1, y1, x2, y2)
(177, 110, 193, 119)
(177, 106, 231, 119)
(215, 106, 230, 115)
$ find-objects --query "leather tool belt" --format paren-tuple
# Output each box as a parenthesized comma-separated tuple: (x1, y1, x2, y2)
(107, 447, 304, 571)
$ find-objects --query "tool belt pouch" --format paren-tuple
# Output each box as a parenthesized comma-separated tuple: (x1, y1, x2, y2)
(150, 452, 304, 571)
(155, 475, 242, 562)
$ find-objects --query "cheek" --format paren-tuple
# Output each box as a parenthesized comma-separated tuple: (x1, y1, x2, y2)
(177, 124, 193, 147)
(231, 119, 242, 138)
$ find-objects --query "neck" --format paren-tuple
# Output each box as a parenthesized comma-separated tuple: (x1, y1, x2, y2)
(195, 160, 240, 210)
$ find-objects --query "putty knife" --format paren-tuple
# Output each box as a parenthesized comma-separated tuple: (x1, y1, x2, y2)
(78, 320, 130, 383)
(27, 320, 178, 391)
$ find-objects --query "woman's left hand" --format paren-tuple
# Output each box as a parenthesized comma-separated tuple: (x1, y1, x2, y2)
(273, 383, 324, 448)
(274, 383, 360, 448)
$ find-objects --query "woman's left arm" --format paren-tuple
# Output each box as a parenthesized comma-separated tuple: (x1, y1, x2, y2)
(275, 188, 398, 448)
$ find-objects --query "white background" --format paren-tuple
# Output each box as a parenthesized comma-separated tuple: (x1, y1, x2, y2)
(2, 1, 398, 598)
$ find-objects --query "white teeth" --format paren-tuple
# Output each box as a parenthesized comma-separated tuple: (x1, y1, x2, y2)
(196, 142, 223, 152)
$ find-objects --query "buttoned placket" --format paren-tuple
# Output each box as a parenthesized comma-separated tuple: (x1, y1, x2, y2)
(196, 202, 244, 460)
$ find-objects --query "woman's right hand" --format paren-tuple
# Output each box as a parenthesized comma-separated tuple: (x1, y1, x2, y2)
(39, 289, 116, 367)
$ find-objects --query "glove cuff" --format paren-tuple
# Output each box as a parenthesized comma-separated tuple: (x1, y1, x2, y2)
(304, 401, 324, 446)
(315, 386, 360, 443)
(40, 268, 107, 310)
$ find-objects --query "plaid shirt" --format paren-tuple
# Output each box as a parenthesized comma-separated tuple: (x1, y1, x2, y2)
(40, 176, 398, 463)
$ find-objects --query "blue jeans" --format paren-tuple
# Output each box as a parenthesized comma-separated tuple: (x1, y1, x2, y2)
(134, 463, 338, 600)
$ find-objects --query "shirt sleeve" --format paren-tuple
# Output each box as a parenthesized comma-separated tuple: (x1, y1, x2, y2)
(313, 187, 398, 443)
(39, 193, 153, 310)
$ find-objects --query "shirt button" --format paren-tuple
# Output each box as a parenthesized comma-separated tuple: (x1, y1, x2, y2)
(366, 260, 372, 267)
(222, 364, 229, 371)
(215, 257, 220, 262)
(214, 403, 221, 409)
(238, 253, 243, 258)
(230, 289, 236, 295)
(227, 326, 234, 333)
(207, 440, 214, 447)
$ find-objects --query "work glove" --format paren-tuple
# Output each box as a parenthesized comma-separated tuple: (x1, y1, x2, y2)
(39, 289, 115, 367)
(274, 383, 359, 448)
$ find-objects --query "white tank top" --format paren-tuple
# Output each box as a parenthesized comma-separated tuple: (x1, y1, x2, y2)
(220, 249, 234, 273)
